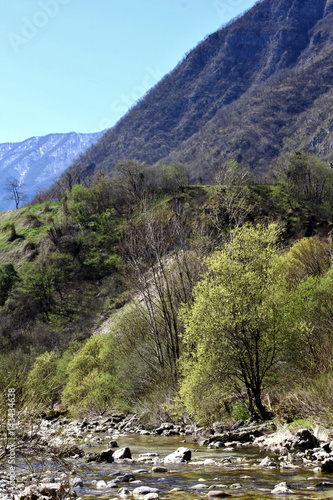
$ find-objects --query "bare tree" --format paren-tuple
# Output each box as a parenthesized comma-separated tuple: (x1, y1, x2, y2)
(5, 177, 27, 209)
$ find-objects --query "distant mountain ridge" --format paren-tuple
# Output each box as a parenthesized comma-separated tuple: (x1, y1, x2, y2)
(55, 0, 333, 187)
(0, 131, 104, 210)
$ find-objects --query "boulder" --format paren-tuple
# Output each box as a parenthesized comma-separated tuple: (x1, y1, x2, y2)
(155, 423, 175, 435)
(259, 456, 277, 467)
(133, 486, 159, 497)
(96, 480, 107, 489)
(152, 466, 168, 473)
(116, 473, 135, 482)
(99, 448, 114, 462)
(283, 429, 319, 451)
(113, 446, 132, 459)
(85, 449, 113, 463)
(271, 481, 294, 494)
(164, 447, 191, 463)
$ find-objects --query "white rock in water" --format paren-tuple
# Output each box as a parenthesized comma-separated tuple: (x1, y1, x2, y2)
(260, 456, 277, 467)
(133, 485, 159, 496)
(271, 481, 294, 494)
(96, 480, 107, 489)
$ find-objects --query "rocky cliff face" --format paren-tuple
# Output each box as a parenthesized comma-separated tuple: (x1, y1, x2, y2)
(53, 0, 333, 185)
(0, 131, 104, 210)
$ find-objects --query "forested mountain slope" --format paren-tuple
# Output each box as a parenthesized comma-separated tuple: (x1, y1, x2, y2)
(56, 0, 333, 187)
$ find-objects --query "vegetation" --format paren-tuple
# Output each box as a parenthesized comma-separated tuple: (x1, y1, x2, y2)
(0, 152, 332, 431)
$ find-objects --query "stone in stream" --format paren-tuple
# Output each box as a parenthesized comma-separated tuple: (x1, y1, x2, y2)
(271, 481, 294, 494)
(164, 447, 191, 463)
(118, 486, 131, 495)
(113, 446, 132, 459)
(133, 485, 159, 497)
(259, 456, 278, 467)
(116, 473, 136, 482)
(283, 429, 319, 452)
(151, 466, 168, 473)
(96, 480, 107, 488)
(85, 448, 114, 463)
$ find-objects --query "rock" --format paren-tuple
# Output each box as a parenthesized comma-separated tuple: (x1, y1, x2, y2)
(107, 481, 119, 488)
(99, 448, 114, 462)
(116, 473, 135, 482)
(113, 447, 132, 459)
(96, 480, 107, 489)
(208, 492, 232, 498)
(109, 440, 119, 448)
(321, 458, 333, 473)
(143, 494, 159, 500)
(164, 447, 191, 463)
(119, 487, 131, 496)
(152, 466, 168, 473)
(133, 486, 159, 496)
(259, 456, 277, 467)
(283, 429, 319, 452)
(271, 481, 294, 494)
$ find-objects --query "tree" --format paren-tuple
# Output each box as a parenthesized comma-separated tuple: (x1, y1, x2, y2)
(179, 223, 288, 421)
(5, 177, 27, 209)
(276, 152, 333, 213)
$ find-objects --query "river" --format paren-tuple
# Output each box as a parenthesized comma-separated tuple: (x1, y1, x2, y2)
(61, 432, 333, 499)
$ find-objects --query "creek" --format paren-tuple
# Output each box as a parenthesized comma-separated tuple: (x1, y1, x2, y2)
(67, 433, 333, 499)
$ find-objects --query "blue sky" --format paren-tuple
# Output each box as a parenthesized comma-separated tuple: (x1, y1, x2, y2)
(1, 0, 256, 144)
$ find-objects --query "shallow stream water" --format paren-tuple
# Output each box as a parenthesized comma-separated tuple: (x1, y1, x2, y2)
(69, 433, 333, 499)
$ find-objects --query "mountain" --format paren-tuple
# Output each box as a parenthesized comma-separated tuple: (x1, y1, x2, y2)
(0, 131, 104, 211)
(56, 0, 333, 187)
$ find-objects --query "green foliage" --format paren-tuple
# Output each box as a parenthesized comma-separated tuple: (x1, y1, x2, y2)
(179, 223, 289, 421)
(62, 335, 119, 416)
(25, 351, 60, 406)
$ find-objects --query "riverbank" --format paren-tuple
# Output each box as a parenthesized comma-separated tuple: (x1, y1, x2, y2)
(2, 414, 333, 499)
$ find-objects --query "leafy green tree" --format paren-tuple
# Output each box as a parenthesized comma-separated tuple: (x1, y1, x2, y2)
(179, 223, 288, 421)
(62, 335, 119, 416)
(25, 351, 60, 406)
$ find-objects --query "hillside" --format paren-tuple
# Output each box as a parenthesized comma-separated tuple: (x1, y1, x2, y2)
(0, 131, 104, 211)
(53, 0, 333, 188)
(0, 157, 332, 425)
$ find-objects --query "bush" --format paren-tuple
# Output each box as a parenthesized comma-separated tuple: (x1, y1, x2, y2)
(62, 335, 119, 416)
